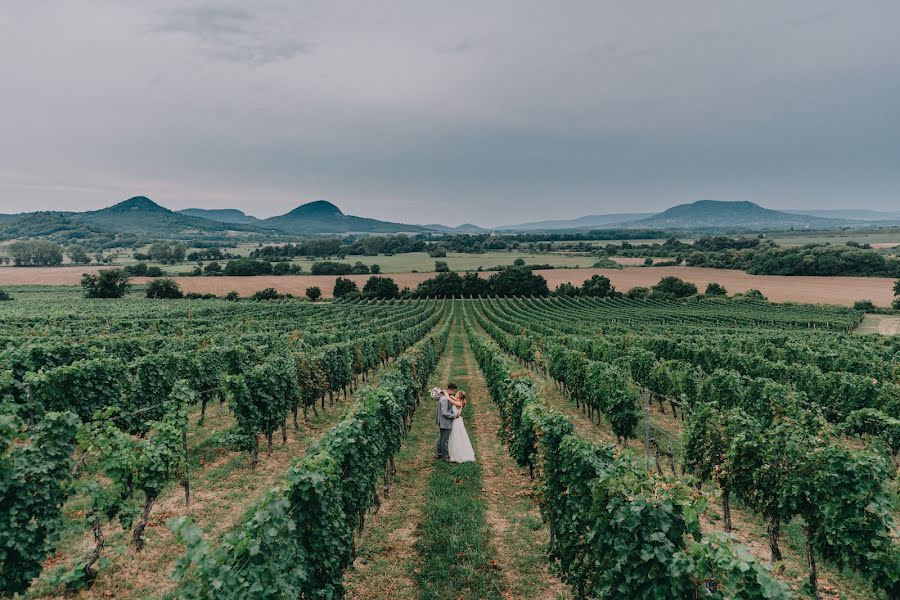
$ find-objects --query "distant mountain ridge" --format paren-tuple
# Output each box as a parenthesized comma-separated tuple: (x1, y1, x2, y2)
(626, 200, 841, 230)
(260, 200, 427, 234)
(1, 197, 892, 241)
(424, 223, 489, 234)
(71, 196, 258, 236)
(498, 213, 652, 231)
(785, 209, 900, 222)
(178, 208, 260, 224)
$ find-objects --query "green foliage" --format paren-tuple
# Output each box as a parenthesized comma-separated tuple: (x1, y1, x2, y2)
(838, 408, 900, 454)
(251, 288, 286, 301)
(705, 282, 728, 296)
(31, 358, 126, 422)
(487, 266, 549, 297)
(0, 289, 10, 301)
(467, 318, 787, 598)
(0, 411, 79, 596)
(434, 259, 449, 272)
(170, 318, 448, 599)
(553, 282, 579, 296)
(147, 241, 188, 262)
(651, 276, 698, 299)
(81, 269, 130, 298)
(362, 275, 400, 299)
(626, 286, 650, 299)
(146, 278, 184, 299)
(123, 262, 164, 277)
(736, 288, 767, 301)
(311, 260, 357, 275)
(8, 239, 64, 266)
(333, 277, 359, 298)
(305, 286, 321, 301)
(222, 258, 273, 276)
(853, 299, 876, 311)
(67, 244, 91, 264)
(580, 274, 615, 297)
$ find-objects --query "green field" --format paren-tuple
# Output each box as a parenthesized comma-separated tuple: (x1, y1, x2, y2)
(2, 291, 896, 599)
(764, 229, 900, 246)
(113, 250, 599, 275)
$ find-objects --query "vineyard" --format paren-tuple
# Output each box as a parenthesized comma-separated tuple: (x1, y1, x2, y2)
(1, 293, 897, 599)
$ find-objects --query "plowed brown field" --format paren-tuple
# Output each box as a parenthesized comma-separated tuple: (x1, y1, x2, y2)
(1, 265, 895, 306)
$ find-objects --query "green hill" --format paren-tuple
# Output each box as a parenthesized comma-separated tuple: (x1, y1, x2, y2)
(629, 200, 841, 230)
(177, 208, 260, 224)
(261, 200, 426, 234)
(74, 196, 260, 237)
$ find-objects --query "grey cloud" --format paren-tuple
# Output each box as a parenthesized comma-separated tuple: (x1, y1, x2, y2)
(0, 1, 899, 224)
(154, 3, 314, 64)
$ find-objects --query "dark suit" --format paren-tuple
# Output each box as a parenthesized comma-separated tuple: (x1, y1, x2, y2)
(435, 392, 455, 459)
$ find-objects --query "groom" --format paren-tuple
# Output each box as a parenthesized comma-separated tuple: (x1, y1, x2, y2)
(435, 382, 458, 460)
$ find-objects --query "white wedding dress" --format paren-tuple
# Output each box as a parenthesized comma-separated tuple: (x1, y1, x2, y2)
(448, 407, 476, 463)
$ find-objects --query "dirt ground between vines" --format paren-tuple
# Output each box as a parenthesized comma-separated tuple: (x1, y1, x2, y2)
(855, 314, 900, 335)
(3, 266, 895, 306)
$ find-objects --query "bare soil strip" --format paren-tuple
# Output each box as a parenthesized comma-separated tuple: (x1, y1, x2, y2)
(855, 314, 900, 335)
(458, 327, 567, 600)
(2, 265, 896, 306)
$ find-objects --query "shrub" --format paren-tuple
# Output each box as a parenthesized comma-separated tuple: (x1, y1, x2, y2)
(311, 261, 354, 276)
(554, 282, 579, 296)
(428, 247, 447, 258)
(225, 291, 240, 301)
(362, 276, 400, 299)
(8, 239, 64, 266)
(735, 289, 767, 301)
(370, 264, 381, 274)
(434, 260, 450, 273)
(146, 278, 184, 299)
(224, 259, 273, 276)
(251, 288, 282, 301)
(82, 269, 130, 299)
(704, 282, 728, 297)
(581, 275, 615, 298)
(333, 277, 359, 298)
(305, 286, 322, 302)
(0, 289, 11, 301)
(415, 271, 463, 298)
(486, 267, 549, 297)
(626, 286, 650, 300)
(651, 276, 697, 299)
(271, 261, 290, 276)
(513, 258, 526, 266)
(853, 299, 876, 312)
(643, 257, 654, 266)
(204, 262, 222, 275)
(67, 245, 90, 264)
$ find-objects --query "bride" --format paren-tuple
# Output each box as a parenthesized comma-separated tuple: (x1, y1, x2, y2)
(448, 390, 476, 463)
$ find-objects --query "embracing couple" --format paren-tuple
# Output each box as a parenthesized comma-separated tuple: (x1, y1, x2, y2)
(433, 382, 476, 463)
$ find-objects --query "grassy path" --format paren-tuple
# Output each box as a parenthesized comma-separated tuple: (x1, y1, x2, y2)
(349, 312, 565, 600)
(344, 335, 455, 600)
(412, 317, 505, 600)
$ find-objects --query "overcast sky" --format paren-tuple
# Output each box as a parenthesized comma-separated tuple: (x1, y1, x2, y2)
(1, 1, 898, 226)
